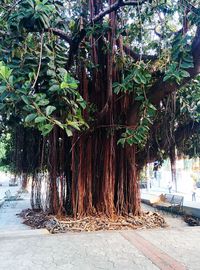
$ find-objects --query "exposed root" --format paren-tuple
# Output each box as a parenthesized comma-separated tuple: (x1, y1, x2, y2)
(17, 209, 168, 234)
(184, 215, 200, 226)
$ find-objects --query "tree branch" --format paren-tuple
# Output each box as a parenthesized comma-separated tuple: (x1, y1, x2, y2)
(47, 1, 147, 46)
(45, 28, 72, 44)
(66, 0, 148, 69)
(128, 26, 200, 125)
(0, 27, 72, 44)
(148, 26, 200, 105)
(123, 44, 157, 62)
(92, 0, 147, 24)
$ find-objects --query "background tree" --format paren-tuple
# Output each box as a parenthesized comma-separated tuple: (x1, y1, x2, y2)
(0, 0, 200, 216)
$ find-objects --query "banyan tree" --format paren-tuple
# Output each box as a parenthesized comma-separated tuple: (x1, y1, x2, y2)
(0, 0, 200, 217)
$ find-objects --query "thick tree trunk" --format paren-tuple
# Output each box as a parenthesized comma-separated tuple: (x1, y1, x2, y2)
(70, 131, 141, 217)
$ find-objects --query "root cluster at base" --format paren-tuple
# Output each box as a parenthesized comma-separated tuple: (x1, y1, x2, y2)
(18, 209, 168, 234)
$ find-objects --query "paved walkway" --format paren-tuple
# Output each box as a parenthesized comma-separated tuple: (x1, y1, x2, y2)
(0, 192, 30, 231)
(1, 225, 200, 270)
(0, 193, 199, 270)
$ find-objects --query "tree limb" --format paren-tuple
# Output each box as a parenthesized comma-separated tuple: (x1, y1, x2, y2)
(0, 27, 72, 44)
(123, 44, 157, 62)
(45, 28, 72, 44)
(128, 26, 200, 125)
(149, 26, 200, 105)
(66, 0, 148, 69)
(92, 0, 147, 24)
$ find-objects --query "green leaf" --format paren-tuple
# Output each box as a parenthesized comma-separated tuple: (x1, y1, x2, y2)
(135, 96, 144, 101)
(117, 138, 126, 146)
(22, 95, 30, 105)
(180, 70, 190, 78)
(163, 75, 171, 82)
(180, 62, 194, 69)
(113, 85, 121, 94)
(38, 99, 49, 106)
(60, 82, 68, 89)
(67, 121, 81, 130)
(77, 95, 87, 109)
(49, 85, 60, 92)
(0, 65, 12, 80)
(39, 13, 50, 28)
(0, 92, 9, 101)
(133, 75, 141, 84)
(25, 113, 37, 122)
(45, 105, 56, 116)
(133, 134, 142, 143)
(35, 116, 46, 123)
(68, 82, 78, 89)
(137, 73, 147, 84)
(69, 20, 75, 30)
(47, 69, 56, 77)
(183, 55, 193, 63)
(148, 103, 157, 111)
(113, 82, 120, 88)
(65, 128, 73, 137)
(79, 101, 87, 109)
(0, 86, 7, 93)
(8, 75, 14, 86)
(41, 124, 54, 136)
(58, 68, 67, 75)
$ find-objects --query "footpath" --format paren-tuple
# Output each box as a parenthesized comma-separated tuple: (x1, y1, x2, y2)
(0, 192, 30, 231)
(0, 189, 200, 269)
(0, 187, 49, 235)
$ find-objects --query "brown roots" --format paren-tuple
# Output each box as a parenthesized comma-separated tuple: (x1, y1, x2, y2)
(18, 208, 168, 233)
